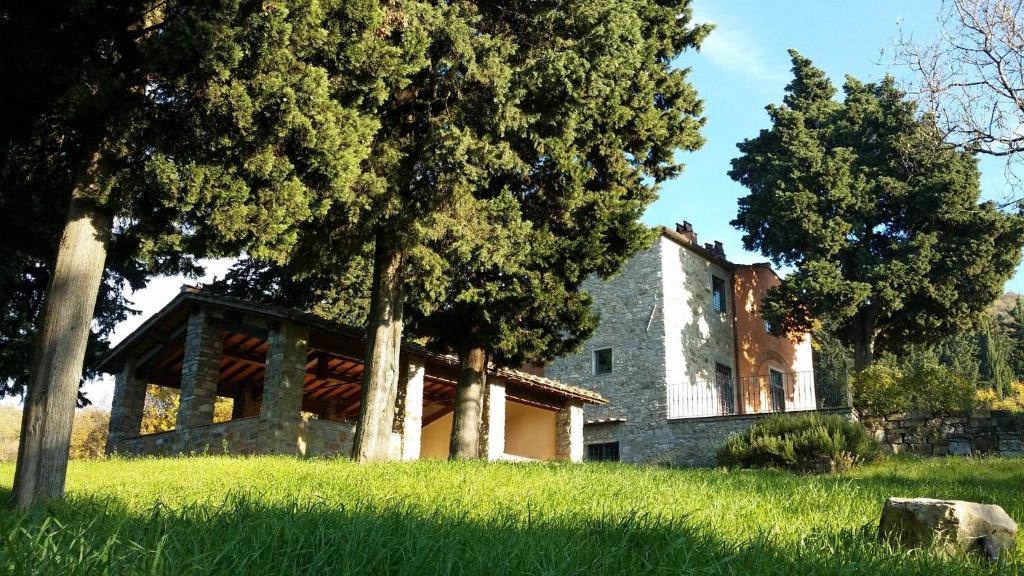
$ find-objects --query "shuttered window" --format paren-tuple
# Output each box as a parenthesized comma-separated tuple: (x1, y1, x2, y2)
(712, 276, 726, 313)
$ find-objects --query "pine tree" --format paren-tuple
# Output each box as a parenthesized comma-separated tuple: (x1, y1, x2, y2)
(2, 0, 380, 508)
(730, 50, 1024, 371)
(411, 0, 709, 458)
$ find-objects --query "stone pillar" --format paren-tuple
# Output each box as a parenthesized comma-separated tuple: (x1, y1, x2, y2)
(176, 312, 223, 433)
(482, 381, 506, 460)
(258, 321, 310, 455)
(555, 399, 584, 462)
(394, 358, 425, 461)
(106, 359, 146, 454)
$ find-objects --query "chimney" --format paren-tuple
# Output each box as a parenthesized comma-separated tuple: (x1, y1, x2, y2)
(713, 240, 725, 258)
(675, 221, 697, 243)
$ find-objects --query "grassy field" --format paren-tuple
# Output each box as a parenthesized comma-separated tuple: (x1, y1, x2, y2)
(0, 456, 1020, 575)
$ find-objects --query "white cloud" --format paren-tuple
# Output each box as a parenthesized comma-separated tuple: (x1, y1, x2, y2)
(691, 2, 789, 87)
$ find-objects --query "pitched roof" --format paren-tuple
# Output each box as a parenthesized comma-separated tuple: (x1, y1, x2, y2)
(97, 288, 605, 405)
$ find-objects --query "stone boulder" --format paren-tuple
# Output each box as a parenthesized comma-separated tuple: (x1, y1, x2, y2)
(879, 497, 1017, 560)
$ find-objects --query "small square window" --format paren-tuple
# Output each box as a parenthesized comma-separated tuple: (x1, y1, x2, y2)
(593, 348, 613, 375)
(587, 442, 620, 461)
(712, 276, 727, 313)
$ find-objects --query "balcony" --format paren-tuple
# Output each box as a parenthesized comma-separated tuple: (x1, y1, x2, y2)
(666, 370, 850, 419)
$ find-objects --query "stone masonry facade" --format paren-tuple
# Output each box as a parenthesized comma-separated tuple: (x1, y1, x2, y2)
(860, 409, 1024, 457)
(546, 243, 670, 463)
(546, 229, 830, 466)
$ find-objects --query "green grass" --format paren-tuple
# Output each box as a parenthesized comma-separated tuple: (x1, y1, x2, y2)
(0, 456, 1020, 575)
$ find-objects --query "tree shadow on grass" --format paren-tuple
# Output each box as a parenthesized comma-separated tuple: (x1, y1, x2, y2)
(0, 485, 1012, 576)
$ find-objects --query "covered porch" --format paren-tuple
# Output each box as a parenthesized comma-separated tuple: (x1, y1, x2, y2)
(98, 289, 605, 462)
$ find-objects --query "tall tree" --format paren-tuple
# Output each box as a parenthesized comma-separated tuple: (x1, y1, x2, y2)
(408, 0, 709, 459)
(730, 50, 1024, 371)
(2, 0, 377, 508)
(212, 1, 710, 461)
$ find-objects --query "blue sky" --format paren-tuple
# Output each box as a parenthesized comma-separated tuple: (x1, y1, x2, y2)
(645, 0, 1024, 294)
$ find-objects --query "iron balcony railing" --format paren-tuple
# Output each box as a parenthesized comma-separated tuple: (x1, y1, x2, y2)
(666, 370, 850, 419)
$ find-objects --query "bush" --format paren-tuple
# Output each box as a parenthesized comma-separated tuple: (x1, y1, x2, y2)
(716, 413, 880, 473)
(851, 363, 906, 414)
(851, 358, 975, 414)
(976, 381, 1024, 413)
(902, 361, 975, 412)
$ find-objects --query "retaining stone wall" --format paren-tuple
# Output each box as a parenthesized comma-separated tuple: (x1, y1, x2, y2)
(114, 417, 364, 458)
(860, 409, 1024, 457)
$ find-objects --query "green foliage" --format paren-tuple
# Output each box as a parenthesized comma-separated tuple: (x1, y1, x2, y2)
(730, 50, 1024, 369)
(1, 457, 1021, 573)
(717, 413, 880, 473)
(901, 359, 976, 412)
(851, 363, 907, 414)
(852, 357, 975, 414)
(0, 0, 383, 401)
(978, 320, 1014, 397)
(215, 0, 711, 371)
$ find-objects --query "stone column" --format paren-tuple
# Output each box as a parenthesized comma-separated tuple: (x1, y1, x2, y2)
(176, 312, 223, 433)
(106, 359, 146, 454)
(394, 358, 425, 460)
(555, 399, 584, 462)
(482, 381, 506, 460)
(258, 321, 310, 455)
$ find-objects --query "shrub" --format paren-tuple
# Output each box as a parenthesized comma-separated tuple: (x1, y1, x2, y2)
(902, 360, 975, 412)
(851, 359, 975, 414)
(851, 363, 906, 414)
(976, 381, 1024, 413)
(716, 413, 880, 473)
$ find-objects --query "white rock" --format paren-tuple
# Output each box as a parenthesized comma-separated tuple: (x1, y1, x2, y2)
(879, 497, 1017, 560)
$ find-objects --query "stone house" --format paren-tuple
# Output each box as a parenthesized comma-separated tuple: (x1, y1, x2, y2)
(545, 223, 850, 466)
(99, 289, 604, 462)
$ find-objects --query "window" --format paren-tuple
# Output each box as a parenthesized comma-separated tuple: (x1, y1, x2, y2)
(587, 442, 620, 461)
(593, 348, 613, 375)
(769, 369, 786, 412)
(764, 319, 773, 334)
(715, 362, 735, 414)
(712, 276, 727, 313)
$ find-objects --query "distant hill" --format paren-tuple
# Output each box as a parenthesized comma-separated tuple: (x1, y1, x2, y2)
(993, 291, 1022, 323)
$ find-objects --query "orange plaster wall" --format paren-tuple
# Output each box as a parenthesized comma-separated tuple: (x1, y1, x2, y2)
(504, 401, 556, 460)
(733, 265, 814, 412)
(420, 411, 453, 459)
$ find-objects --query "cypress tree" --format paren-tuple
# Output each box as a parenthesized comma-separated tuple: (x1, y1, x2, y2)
(730, 51, 1024, 371)
(2, 0, 379, 508)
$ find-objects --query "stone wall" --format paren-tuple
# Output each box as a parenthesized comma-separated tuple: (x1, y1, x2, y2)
(113, 417, 367, 458)
(545, 242, 668, 463)
(661, 235, 736, 414)
(860, 409, 1024, 457)
(584, 408, 855, 467)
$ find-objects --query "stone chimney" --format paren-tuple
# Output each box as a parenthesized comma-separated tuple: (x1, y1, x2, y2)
(675, 221, 697, 244)
(713, 240, 725, 258)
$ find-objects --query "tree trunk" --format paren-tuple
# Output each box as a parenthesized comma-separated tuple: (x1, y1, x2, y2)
(11, 151, 112, 510)
(352, 235, 405, 462)
(449, 345, 486, 460)
(853, 322, 875, 372)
